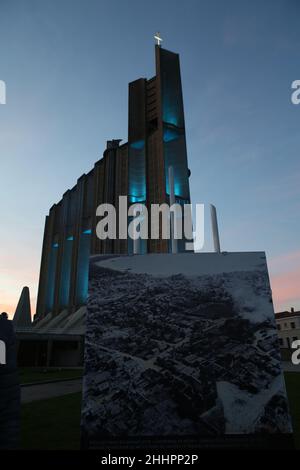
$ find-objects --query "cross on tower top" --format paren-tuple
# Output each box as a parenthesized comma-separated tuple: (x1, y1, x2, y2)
(154, 32, 163, 46)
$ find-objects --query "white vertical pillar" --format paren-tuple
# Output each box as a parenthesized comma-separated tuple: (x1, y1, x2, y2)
(210, 204, 221, 253)
(168, 166, 178, 254)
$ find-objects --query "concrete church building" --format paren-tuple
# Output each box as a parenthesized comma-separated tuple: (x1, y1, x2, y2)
(16, 42, 192, 366)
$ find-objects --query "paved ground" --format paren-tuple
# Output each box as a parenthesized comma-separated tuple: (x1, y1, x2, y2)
(21, 379, 82, 404)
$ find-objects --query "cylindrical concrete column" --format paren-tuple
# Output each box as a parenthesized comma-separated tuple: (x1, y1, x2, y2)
(210, 204, 221, 253)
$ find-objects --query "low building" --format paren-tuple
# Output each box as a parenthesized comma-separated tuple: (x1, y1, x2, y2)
(15, 307, 85, 367)
(275, 308, 300, 349)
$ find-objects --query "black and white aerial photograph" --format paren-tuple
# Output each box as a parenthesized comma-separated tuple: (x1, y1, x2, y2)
(81, 252, 292, 448)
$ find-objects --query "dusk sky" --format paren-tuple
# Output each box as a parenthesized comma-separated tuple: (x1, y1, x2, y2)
(0, 0, 299, 318)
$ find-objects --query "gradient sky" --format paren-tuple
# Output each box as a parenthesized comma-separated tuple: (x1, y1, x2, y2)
(0, 0, 299, 318)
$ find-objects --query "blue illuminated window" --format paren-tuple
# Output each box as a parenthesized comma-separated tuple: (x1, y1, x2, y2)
(128, 140, 146, 204)
(76, 231, 91, 305)
(163, 128, 180, 143)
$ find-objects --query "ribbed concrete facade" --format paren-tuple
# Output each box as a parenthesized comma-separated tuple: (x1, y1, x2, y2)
(35, 45, 191, 321)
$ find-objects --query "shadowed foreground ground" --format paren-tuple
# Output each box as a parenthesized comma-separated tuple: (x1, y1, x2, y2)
(21, 392, 82, 449)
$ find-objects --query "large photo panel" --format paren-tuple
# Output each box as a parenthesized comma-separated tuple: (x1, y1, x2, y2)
(81, 252, 293, 449)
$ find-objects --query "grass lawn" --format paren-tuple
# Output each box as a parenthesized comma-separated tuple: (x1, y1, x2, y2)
(21, 392, 82, 449)
(19, 367, 83, 384)
(284, 372, 300, 449)
(20, 372, 300, 449)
